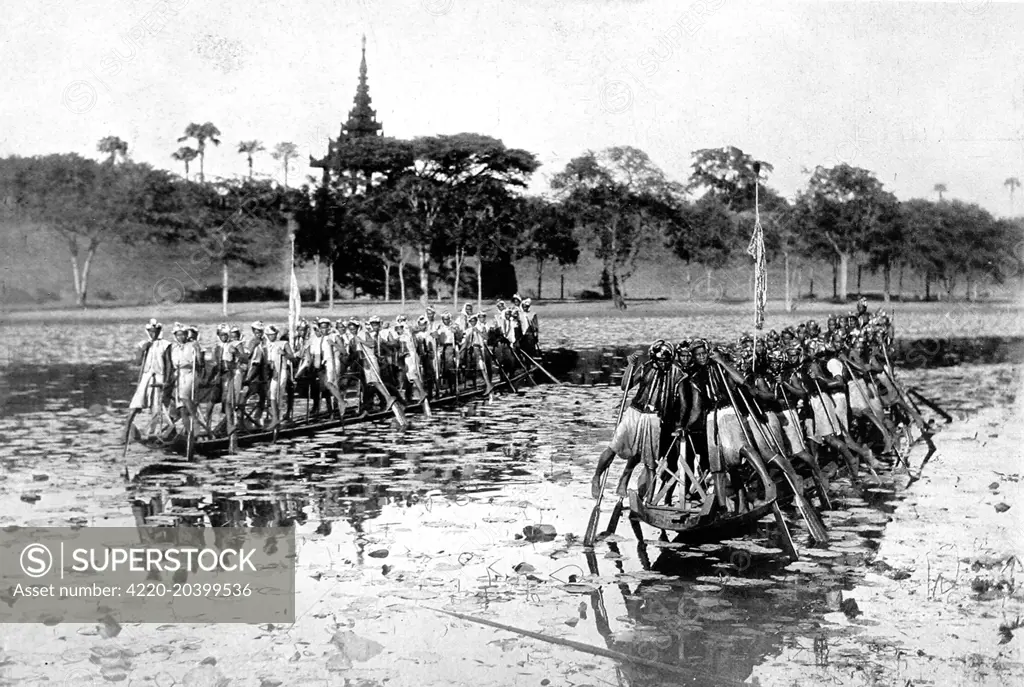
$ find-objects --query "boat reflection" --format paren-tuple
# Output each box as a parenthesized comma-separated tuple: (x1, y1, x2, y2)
(580, 541, 809, 687)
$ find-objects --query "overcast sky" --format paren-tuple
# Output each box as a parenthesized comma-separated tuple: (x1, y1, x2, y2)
(2, 0, 1022, 214)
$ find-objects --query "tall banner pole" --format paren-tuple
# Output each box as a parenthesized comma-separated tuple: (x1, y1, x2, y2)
(747, 161, 767, 374)
(287, 214, 301, 352)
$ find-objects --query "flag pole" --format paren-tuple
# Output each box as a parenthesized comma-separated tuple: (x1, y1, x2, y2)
(290, 230, 295, 350)
(287, 214, 301, 352)
(753, 167, 759, 375)
(749, 161, 766, 375)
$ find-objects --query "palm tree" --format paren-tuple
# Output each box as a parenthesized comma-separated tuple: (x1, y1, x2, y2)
(171, 146, 199, 179)
(1005, 177, 1021, 215)
(933, 183, 947, 202)
(237, 140, 265, 180)
(97, 136, 128, 165)
(271, 142, 299, 187)
(177, 122, 221, 182)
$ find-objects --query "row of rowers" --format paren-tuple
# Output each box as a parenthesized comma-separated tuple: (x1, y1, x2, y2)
(591, 307, 922, 505)
(126, 299, 542, 433)
(155, 299, 539, 350)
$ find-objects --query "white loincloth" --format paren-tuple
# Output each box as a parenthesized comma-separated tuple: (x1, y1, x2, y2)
(779, 408, 807, 454)
(707, 406, 746, 469)
(609, 406, 661, 468)
(129, 372, 157, 410)
(830, 392, 850, 433)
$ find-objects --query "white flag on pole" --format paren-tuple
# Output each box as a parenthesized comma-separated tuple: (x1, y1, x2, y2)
(288, 234, 301, 349)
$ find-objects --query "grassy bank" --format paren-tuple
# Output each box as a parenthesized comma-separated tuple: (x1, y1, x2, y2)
(2, 298, 1023, 349)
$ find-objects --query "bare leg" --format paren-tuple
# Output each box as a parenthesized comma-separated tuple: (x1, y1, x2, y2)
(856, 410, 895, 454)
(592, 448, 616, 498)
(183, 400, 209, 436)
(268, 388, 281, 428)
(324, 382, 346, 419)
(477, 356, 494, 394)
(824, 434, 861, 480)
(124, 409, 141, 444)
(844, 434, 883, 470)
(414, 379, 431, 416)
(792, 449, 832, 510)
(616, 455, 640, 498)
(284, 381, 295, 421)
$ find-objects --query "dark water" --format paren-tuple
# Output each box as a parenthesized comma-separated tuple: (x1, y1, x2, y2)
(0, 342, 1018, 685)
(548, 336, 1024, 386)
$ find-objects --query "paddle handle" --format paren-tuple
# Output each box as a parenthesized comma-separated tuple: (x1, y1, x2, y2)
(614, 359, 636, 427)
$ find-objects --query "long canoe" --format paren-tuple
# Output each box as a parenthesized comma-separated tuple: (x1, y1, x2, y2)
(140, 362, 539, 457)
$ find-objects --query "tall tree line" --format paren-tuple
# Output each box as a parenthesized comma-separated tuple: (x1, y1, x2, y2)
(2, 129, 1019, 309)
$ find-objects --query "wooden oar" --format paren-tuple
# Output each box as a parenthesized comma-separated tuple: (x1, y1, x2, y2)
(453, 358, 462, 405)
(710, 365, 795, 559)
(123, 344, 152, 459)
(584, 371, 633, 547)
(424, 606, 746, 684)
(718, 365, 828, 545)
(519, 351, 562, 385)
(508, 346, 538, 386)
(737, 386, 831, 541)
(880, 343, 930, 434)
(777, 384, 832, 511)
(908, 388, 953, 424)
(185, 354, 196, 461)
(484, 345, 520, 395)
(842, 360, 910, 471)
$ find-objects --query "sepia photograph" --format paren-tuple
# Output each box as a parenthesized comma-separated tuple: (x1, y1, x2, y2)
(1, 0, 1022, 685)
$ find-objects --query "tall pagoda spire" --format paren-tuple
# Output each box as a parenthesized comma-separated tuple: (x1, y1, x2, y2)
(310, 36, 384, 184)
(341, 33, 383, 141)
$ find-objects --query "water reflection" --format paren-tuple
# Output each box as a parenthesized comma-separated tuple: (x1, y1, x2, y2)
(109, 383, 909, 686)
(0, 346, 1014, 686)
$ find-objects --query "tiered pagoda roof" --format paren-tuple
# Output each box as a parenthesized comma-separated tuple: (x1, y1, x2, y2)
(311, 35, 383, 180)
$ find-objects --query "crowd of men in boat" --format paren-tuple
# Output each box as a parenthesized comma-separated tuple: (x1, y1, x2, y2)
(124, 296, 541, 444)
(588, 298, 935, 543)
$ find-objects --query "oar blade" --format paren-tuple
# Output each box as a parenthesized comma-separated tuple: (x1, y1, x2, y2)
(583, 502, 603, 547)
(772, 502, 799, 561)
(773, 453, 829, 544)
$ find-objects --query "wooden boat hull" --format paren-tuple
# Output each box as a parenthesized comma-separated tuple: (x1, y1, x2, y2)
(138, 364, 537, 457)
(628, 490, 776, 544)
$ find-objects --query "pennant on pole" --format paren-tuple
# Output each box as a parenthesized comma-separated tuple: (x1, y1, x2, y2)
(288, 232, 301, 349)
(747, 167, 767, 331)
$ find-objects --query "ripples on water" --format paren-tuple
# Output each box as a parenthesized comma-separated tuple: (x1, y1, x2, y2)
(0, 334, 1018, 686)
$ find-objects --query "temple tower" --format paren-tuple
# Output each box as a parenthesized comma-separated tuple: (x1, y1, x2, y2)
(310, 35, 383, 185)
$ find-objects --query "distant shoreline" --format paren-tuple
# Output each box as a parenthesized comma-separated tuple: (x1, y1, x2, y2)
(2, 298, 1022, 341)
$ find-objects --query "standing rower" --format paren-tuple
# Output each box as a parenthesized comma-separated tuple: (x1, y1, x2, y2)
(591, 341, 690, 501)
(415, 315, 439, 400)
(125, 318, 172, 443)
(520, 298, 539, 356)
(168, 322, 202, 441)
(297, 318, 346, 419)
(394, 317, 431, 416)
(351, 319, 407, 426)
(458, 312, 495, 395)
(240, 321, 268, 427)
(263, 325, 294, 428)
(435, 312, 458, 392)
(203, 324, 230, 435)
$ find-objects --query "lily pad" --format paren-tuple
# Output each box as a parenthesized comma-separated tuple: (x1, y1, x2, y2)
(523, 524, 557, 542)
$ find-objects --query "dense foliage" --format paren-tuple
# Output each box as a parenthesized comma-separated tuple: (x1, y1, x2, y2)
(1, 132, 1018, 308)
